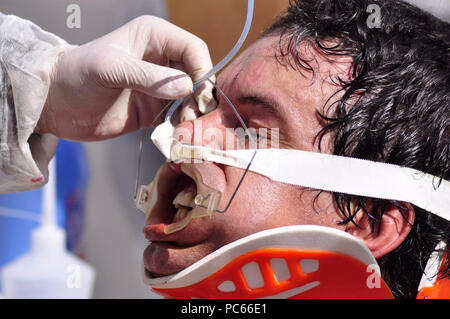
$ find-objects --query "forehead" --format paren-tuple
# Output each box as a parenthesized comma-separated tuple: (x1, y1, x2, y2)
(217, 36, 295, 97)
(216, 35, 347, 152)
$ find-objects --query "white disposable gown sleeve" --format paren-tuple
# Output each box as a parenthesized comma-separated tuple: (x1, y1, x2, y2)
(0, 13, 69, 193)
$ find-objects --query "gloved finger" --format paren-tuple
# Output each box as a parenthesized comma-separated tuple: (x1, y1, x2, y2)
(129, 91, 166, 128)
(100, 54, 194, 99)
(180, 95, 199, 122)
(171, 61, 217, 115)
(194, 79, 217, 114)
(136, 16, 214, 84)
(134, 16, 217, 115)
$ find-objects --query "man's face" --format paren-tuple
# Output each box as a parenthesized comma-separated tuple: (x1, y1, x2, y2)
(143, 35, 348, 277)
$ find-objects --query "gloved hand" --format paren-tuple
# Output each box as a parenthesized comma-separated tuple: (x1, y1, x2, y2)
(36, 15, 216, 141)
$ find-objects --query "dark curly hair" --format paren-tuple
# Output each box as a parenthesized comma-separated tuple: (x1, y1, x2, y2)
(266, 0, 450, 298)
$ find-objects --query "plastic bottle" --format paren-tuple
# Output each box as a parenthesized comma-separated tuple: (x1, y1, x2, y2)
(1, 159, 95, 298)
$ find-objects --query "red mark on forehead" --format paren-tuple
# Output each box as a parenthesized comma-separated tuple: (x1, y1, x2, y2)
(249, 72, 261, 84)
(247, 62, 265, 84)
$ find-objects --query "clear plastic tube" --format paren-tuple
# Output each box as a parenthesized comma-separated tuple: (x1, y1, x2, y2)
(135, 0, 256, 235)
(165, 0, 255, 121)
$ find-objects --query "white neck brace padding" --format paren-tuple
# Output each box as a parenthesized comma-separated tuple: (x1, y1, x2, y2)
(152, 121, 450, 222)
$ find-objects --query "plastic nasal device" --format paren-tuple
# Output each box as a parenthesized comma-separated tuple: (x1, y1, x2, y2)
(1, 159, 95, 299)
(135, 0, 255, 234)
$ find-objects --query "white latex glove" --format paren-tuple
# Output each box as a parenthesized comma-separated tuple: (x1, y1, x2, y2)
(36, 15, 216, 141)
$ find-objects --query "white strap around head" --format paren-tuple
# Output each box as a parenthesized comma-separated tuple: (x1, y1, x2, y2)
(152, 121, 450, 223)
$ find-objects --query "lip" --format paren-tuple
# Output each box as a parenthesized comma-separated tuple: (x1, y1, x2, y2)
(143, 242, 193, 278)
(142, 222, 198, 244)
(143, 223, 169, 242)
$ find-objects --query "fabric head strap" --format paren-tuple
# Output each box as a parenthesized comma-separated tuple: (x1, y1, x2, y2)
(151, 121, 450, 223)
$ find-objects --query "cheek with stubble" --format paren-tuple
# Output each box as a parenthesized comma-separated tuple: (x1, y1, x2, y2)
(207, 173, 303, 244)
(190, 169, 343, 257)
(215, 171, 343, 240)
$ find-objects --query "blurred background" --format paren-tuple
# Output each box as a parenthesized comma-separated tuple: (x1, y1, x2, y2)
(0, 0, 447, 299)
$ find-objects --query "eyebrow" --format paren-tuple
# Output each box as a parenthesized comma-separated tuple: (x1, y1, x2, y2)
(218, 68, 284, 123)
(237, 95, 284, 121)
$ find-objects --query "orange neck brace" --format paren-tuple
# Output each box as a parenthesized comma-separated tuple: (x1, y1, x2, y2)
(152, 247, 393, 299)
(144, 226, 393, 299)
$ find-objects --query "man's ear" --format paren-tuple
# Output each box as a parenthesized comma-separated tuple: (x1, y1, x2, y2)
(345, 202, 415, 259)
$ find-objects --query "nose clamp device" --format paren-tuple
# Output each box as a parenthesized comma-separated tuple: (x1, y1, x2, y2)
(134, 0, 257, 233)
(132, 102, 221, 233)
(133, 95, 257, 234)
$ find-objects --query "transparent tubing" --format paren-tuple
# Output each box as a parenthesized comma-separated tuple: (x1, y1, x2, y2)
(136, 0, 256, 234)
(164, 0, 255, 122)
(162, 0, 257, 216)
(135, 80, 259, 234)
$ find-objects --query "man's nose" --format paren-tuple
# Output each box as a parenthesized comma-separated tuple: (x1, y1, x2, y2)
(174, 109, 227, 150)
